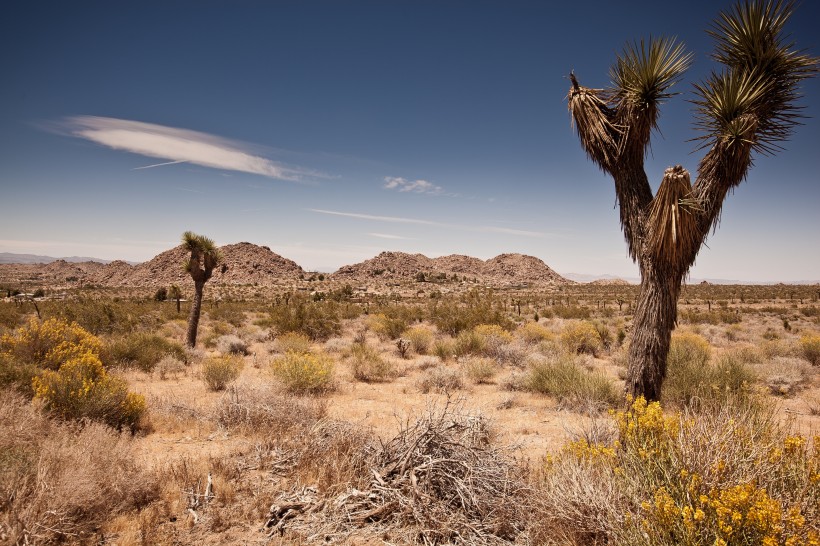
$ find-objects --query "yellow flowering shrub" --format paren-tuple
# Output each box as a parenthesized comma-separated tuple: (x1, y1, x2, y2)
(1, 317, 102, 370)
(800, 333, 820, 366)
(271, 350, 335, 393)
(540, 397, 820, 545)
(201, 354, 243, 391)
(517, 321, 554, 344)
(560, 320, 603, 356)
(32, 350, 145, 431)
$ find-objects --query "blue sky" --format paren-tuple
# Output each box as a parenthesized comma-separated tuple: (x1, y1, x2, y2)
(1, 1, 818, 281)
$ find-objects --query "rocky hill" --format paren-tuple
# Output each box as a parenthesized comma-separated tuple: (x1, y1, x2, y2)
(0, 242, 305, 289)
(333, 252, 572, 286)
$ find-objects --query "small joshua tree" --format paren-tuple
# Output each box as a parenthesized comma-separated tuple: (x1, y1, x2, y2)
(168, 284, 182, 314)
(567, 1, 817, 400)
(182, 231, 221, 347)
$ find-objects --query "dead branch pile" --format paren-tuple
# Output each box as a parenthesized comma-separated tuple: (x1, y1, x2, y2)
(264, 401, 529, 544)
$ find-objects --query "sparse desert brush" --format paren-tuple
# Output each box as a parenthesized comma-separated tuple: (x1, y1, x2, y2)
(460, 356, 498, 384)
(32, 351, 147, 430)
(106, 331, 186, 372)
(454, 328, 486, 357)
(474, 324, 513, 358)
(1, 317, 102, 370)
(215, 333, 250, 355)
(267, 297, 342, 341)
(417, 366, 464, 394)
(271, 350, 335, 394)
(273, 331, 313, 354)
(536, 397, 820, 546)
(155, 354, 186, 379)
(349, 342, 397, 382)
(664, 333, 756, 408)
(201, 354, 243, 391)
(800, 333, 820, 365)
(432, 337, 455, 360)
(367, 312, 409, 340)
(560, 320, 603, 356)
(517, 321, 554, 344)
(404, 325, 435, 354)
(0, 390, 158, 545)
(214, 383, 326, 435)
(0, 301, 25, 329)
(759, 356, 812, 397)
(526, 352, 619, 412)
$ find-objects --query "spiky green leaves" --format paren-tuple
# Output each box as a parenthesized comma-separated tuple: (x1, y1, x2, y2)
(611, 37, 692, 112)
(181, 231, 222, 283)
(694, 1, 818, 155)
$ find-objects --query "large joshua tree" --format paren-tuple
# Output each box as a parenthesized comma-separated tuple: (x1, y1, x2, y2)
(182, 231, 222, 348)
(567, 1, 816, 401)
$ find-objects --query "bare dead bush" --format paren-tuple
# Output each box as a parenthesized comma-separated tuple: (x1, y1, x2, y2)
(0, 390, 157, 544)
(264, 401, 529, 545)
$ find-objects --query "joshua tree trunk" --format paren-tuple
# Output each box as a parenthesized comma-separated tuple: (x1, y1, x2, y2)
(626, 259, 683, 400)
(186, 280, 204, 347)
(176, 296, 181, 314)
(182, 231, 221, 348)
(566, 2, 816, 401)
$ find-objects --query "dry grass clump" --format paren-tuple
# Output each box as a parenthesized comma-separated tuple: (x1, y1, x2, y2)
(349, 342, 398, 382)
(460, 356, 499, 384)
(560, 320, 604, 356)
(264, 402, 529, 545)
(155, 354, 186, 379)
(214, 333, 250, 355)
(758, 356, 813, 397)
(534, 397, 820, 545)
(273, 331, 313, 354)
(271, 350, 335, 394)
(526, 352, 619, 412)
(404, 325, 435, 354)
(214, 383, 327, 435)
(0, 390, 157, 544)
(201, 354, 243, 391)
(417, 366, 464, 394)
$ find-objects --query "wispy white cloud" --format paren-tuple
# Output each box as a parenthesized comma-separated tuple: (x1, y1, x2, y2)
(57, 116, 319, 182)
(368, 233, 415, 240)
(307, 208, 546, 238)
(384, 176, 444, 195)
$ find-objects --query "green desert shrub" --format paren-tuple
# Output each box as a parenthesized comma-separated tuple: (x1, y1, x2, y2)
(454, 329, 486, 357)
(517, 321, 554, 344)
(460, 356, 498, 384)
(664, 333, 755, 409)
(271, 350, 335, 394)
(526, 353, 618, 411)
(267, 298, 342, 341)
(349, 343, 397, 382)
(368, 312, 410, 340)
(107, 332, 186, 372)
(201, 354, 243, 391)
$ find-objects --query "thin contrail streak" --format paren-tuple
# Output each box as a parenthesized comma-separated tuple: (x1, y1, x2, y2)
(133, 159, 188, 170)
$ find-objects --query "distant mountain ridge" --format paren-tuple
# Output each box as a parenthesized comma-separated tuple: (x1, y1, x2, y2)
(0, 252, 138, 265)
